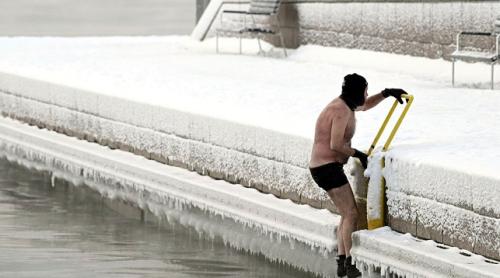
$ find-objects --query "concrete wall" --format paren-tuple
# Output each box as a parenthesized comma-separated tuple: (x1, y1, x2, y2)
(384, 158, 500, 261)
(294, 1, 500, 59)
(213, 0, 500, 59)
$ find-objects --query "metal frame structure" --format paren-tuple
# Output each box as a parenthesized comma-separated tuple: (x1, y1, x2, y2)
(451, 16, 500, 90)
(215, 0, 287, 57)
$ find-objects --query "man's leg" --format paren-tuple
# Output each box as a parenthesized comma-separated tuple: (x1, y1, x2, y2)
(328, 182, 361, 277)
(327, 183, 359, 257)
(335, 216, 347, 277)
(337, 217, 345, 255)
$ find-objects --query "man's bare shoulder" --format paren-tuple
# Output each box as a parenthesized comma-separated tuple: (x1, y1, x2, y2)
(324, 98, 350, 118)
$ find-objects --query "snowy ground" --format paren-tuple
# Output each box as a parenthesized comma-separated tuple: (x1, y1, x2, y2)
(0, 36, 499, 180)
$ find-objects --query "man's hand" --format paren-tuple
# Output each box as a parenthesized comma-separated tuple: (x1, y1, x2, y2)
(353, 149, 368, 169)
(382, 88, 407, 104)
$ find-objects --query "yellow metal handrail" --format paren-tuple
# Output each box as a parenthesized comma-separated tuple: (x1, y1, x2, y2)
(368, 94, 414, 155)
(367, 94, 414, 230)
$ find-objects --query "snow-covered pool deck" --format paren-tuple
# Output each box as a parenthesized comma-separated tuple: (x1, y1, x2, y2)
(0, 36, 499, 273)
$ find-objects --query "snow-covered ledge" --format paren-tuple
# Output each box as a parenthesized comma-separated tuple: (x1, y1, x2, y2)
(351, 227, 500, 278)
(0, 71, 335, 211)
(384, 155, 500, 260)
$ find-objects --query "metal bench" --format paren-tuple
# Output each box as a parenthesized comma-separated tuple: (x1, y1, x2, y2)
(215, 0, 287, 57)
(451, 16, 500, 89)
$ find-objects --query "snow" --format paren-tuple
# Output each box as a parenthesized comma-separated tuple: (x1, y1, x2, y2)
(0, 36, 499, 203)
(0, 35, 499, 271)
(451, 50, 497, 61)
(0, 116, 339, 277)
(365, 151, 386, 222)
(351, 227, 500, 278)
(1, 36, 499, 177)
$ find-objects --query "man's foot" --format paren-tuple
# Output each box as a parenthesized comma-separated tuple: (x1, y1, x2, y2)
(336, 255, 346, 277)
(345, 256, 361, 278)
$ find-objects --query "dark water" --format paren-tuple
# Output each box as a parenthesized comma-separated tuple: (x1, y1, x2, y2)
(0, 0, 195, 36)
(0, 159, 317, 278)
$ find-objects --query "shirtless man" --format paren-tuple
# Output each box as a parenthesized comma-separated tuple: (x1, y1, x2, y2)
(309, 73, 406, 278)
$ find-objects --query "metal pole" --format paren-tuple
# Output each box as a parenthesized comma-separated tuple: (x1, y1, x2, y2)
(452, 59, 455, 87)
(492, 62, 495, 90)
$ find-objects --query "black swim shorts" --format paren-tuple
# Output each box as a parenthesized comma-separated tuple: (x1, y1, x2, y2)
(309, 162, 348, 191)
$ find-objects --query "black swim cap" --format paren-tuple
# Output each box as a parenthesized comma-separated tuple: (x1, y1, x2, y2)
(340, 73, 368, 111)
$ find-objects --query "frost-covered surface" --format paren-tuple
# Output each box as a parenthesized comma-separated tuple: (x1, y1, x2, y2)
(365, 151, 385, 222)
(0, 116, 339, 277)
(296, 2, 500, 58)
(384, 150, 500, 259)
(351, 227, 500, 278)
(0, 86, 322, 202)
(0, 36, 499, 258)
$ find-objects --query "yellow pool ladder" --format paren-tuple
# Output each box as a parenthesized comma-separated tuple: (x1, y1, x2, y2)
(366, 94, 414, 230)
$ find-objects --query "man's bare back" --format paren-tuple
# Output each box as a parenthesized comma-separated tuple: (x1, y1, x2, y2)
(310, 98, 356, 168)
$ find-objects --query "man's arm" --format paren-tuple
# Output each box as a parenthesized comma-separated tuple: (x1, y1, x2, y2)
(358, 88, 407, 111)
(357, 92, 385, 111)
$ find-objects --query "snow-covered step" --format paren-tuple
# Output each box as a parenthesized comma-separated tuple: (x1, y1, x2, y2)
(351, 227, 500, 278)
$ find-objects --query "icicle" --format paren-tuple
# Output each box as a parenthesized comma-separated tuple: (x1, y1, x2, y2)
(50, 172, 56, 187)
(0, 135, 340, 278)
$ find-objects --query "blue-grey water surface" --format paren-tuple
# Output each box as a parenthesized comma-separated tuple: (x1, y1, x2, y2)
(0, 159, 318, 277)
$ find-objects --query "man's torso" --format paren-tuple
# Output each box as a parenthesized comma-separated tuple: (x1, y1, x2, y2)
(309, 98, 355, 168)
